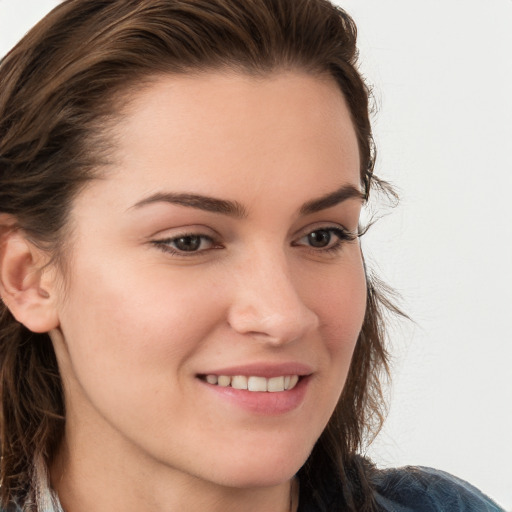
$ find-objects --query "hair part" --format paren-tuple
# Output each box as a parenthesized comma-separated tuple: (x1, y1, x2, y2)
(0, 0, 394, 509)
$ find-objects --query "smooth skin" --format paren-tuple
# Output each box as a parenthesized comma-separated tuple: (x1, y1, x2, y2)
(1, 71, 367, 512)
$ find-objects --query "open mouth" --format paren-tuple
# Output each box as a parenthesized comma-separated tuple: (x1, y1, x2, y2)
(198, 374, 301, 392)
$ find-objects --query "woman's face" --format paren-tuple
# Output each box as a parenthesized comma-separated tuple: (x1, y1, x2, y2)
(51, 71, 366, 489)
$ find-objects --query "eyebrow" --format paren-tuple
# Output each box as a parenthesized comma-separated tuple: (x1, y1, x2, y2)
(131, 192, 248, 218)
(130, 184, 363, 218)
(299, 184, 364, 215)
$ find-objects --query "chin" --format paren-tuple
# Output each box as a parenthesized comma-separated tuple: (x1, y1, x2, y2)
(200, 442, 312, 489)
(215, 465, 300, 489)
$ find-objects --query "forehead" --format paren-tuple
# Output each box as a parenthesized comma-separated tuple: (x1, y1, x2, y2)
(84, 71, 361, 212)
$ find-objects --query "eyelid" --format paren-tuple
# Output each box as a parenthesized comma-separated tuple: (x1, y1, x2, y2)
(292, 222, 358, 241)
(146, 223, 220, 240)
(291, 224, 358, 255)
(150, 227, 223, 257)
(149, 222, 359, 258)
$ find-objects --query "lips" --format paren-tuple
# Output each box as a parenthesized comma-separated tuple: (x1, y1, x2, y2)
(197, 362, 312, 414)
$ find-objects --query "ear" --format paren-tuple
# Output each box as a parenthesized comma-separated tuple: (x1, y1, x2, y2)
(0, 218, 60, 333)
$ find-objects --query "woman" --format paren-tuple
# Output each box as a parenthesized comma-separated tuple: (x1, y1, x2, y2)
(0, 1, 505, 511)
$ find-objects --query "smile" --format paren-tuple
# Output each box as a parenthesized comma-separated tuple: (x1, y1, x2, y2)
(202, 374, 300, 392)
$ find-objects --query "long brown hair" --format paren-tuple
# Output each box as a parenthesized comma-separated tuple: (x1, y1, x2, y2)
(0, 0, 395, 509)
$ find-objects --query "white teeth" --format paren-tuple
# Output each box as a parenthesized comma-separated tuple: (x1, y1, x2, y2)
(217, 375, 231, 387)
(204, 374, 301, 392)
(231, 375, 248, 390)
(287, 375, 299, 390)
(267, 376, 285, 392)
(248, 376, 267, 392)
(206, 375, 218, 385)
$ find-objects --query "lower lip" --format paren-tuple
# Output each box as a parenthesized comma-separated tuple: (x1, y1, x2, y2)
(199, 376, 310, 415)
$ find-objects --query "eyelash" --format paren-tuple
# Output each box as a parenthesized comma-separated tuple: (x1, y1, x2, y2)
(152, 226, 357, 257)
(151, 233, 219, 256)
(293, 227, 357, 255)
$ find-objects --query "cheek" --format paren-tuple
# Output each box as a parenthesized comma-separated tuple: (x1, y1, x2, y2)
(294, 259, 366, 445)
(312, 254, 367, 344)
(56, 253, 226, 401)
(313, 255, 367, 391)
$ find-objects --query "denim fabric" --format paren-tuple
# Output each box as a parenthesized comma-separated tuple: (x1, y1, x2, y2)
(2, 465, 505, 511)
(372, 466, 504, 511)
(298, 465, 505, 512)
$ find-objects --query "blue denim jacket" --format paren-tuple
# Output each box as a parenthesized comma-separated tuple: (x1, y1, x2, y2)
(2, 465, 506, 511)
(298, 465, 505, 512)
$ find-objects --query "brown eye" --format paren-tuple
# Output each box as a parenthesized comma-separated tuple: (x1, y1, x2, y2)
(293, 226, 355, 254)
(307, 230, 332, 248)
(173, 235, 202, 252)
(153, 233, 217, 255)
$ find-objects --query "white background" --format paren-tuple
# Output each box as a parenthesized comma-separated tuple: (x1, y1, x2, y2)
(1, 0, 511, 509)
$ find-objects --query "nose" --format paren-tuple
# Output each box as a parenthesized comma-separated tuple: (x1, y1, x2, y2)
(227, 249, 319, 344)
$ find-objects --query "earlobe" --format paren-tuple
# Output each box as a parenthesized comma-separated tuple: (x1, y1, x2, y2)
(0, 223, 59, 333)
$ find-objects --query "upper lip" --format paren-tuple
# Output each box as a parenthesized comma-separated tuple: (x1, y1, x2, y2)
(198, 362, 314, 379)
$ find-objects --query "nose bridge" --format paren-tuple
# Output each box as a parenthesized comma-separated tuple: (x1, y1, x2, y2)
(227, 244, 319, 343)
